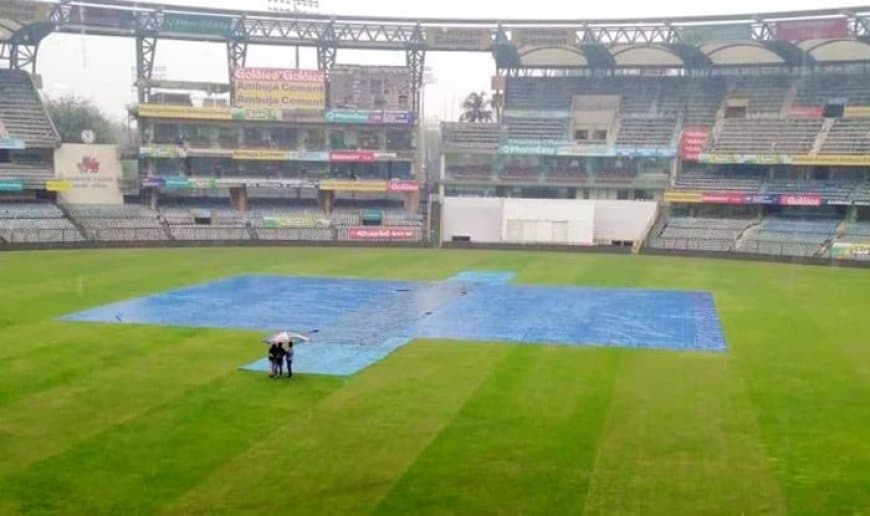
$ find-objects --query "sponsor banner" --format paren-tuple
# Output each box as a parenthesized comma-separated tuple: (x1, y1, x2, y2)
(45, 180, 71, 192)
(788, 155, 870, 166)
(679, 128, 710, 161)
(232, 68, 326, 111)
(262, 214, 320, 228)
(188, 177, 218, 189)
(698, 153, 787, 165)
(512, 28, 577, 47)
(185, 148, 233, 158)
(69, 6, 135, 29)
(499, 142, 559, 156)
(141, 176, 165, 188)
(0, 0, 51, 23)
(844, 106, 870, 118)
(425, 27, 491, 50)
(0, 137, 25, 150)
(140, 145, 184, 159)
(329, 151, 376, 163)
(386, 180, 419, 193)
(830, 242, 870, 260)
(555, 144, 614, 157)
(504, 110, 572, 119)
(0, 180, 24, 192)
(137, 104, 232, 120)
(325, 110, 414, 125)
(232, 108, 281, 121)
(701, 192, 746, 205)
(297, 151, 330, 162)
(679, 23, 753, 45)
(232, 149, 292, 161)
(663, 191, 703, 203)
(775, 19, 849, 41)
(319, 180, 387, 192)
(788, 106, 824, 118)
(162, 13, 233, 37)
(614, 147, 676, 158)
(746, 194, 779, 205)
(54, 144, 123, 205)
(780, 194, 821, 207)
(214, 178, 314, 189)
(163, 177, 191, 190)
(347, 226, 419, 241)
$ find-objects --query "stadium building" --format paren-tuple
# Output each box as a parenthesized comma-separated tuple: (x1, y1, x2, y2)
(0, 0, 868, 262)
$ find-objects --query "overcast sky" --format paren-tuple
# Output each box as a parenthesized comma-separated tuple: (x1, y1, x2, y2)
(36, 0, 844, 121)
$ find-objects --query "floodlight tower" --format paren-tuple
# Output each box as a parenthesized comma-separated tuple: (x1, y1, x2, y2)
(266, 0, 321, 69)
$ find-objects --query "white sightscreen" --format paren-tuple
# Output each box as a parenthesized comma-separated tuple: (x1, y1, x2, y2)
(442, 197, 504, 243)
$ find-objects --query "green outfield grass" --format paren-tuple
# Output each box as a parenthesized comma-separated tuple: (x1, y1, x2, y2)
(0, 248, 867, 515)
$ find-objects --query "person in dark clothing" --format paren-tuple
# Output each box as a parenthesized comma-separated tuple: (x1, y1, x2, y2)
(268, 343, 285, 378)
(285, 342, 294, 378)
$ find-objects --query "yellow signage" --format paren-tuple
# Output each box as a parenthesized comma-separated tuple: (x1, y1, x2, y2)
(788, 155, 870, 166)
(0, 0, 51, 23)
(232, 149, 290, 161)
(232, 68, 326, 110)
(663, 191, 703, 203)
(319, 180, 387, 193)
(137, 104, 232, 120)
(844, 106, 870, 118)
(425, 28, 492, 50)
(45, 180, 71, 192)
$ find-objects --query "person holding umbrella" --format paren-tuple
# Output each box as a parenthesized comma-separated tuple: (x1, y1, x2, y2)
(268, 341, 285, 378)
(285, 341, 294, 378)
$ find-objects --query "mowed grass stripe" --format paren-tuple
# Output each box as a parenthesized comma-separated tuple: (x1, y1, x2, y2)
(0, 373, 343, 515)
(373, 344, 623, 515)
(163, 341, 509, 516)
(0, 329, 259, 476)
(0, 324, 211, 407)
(580, 352, 785, 515)
(728, 298, 870, 514)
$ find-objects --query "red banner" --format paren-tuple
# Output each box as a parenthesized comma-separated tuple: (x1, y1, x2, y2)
(329, 151, 376, 163)
(701, 192, 745, 205)
(386, 180, 419, 193)
(347, 227, 419, 241)
(780, 194, 822, 207)
(788, 106, 824, 118)
(679, 128, 709, 161)
(776, 19, 849, 41)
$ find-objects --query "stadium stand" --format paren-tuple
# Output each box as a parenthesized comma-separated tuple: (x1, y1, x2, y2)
(728, 75, 792, 114)
(795, 74, 870, 106)
(64, 204, 168, 241)
(675, 169, 765, 192)
(708, 118, 822, 154)
(841, 220, 870, 241)
(0, 202, 83, 243)
(505, 117, 568, 141)
(0, 70, 60, 148)
(441, 123, 501, 149)
(649, 217, 753, 253)
(737, 215, 839, 257)
(820, 119, 870, 155)
(615, 116, 677, 147)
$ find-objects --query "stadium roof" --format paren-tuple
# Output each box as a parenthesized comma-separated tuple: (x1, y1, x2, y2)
(3, 1, 870, 67)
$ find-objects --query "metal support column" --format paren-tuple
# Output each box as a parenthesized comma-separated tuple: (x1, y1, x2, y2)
(405, 24, 426, 118)
(317, 21, 337, 71)
(134, 11, 160, 104)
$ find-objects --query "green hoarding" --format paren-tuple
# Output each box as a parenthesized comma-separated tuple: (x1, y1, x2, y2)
(162, 13, 233, 37)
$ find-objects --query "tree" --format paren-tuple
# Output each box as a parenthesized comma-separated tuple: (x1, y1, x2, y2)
(459, 91, 493, 123)
(45, 96, 121, 144)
